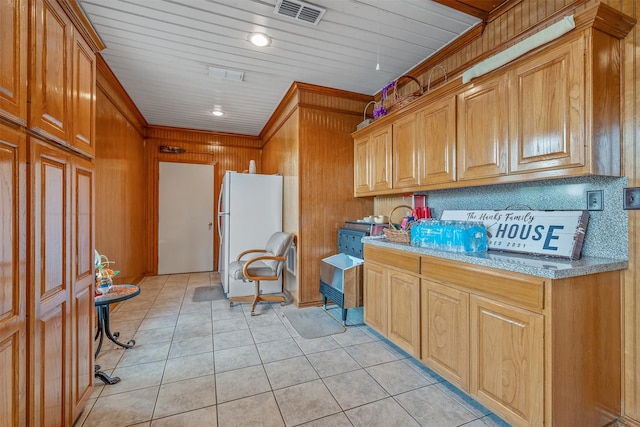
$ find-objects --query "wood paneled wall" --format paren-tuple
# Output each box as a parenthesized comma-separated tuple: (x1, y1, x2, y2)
(94, 59, 148, 284)
(145, 126, 262, 273)
(616, 0, 639, 423)
(261, 83, 373, 306)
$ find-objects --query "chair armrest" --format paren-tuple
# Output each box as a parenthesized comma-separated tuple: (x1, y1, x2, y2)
(236, 248, 267, 261)
(242, 254, 287, 281)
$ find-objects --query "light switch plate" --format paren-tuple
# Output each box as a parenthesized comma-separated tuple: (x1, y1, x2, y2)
(624, 187, 640, 210)
(587, 190, 603, 211)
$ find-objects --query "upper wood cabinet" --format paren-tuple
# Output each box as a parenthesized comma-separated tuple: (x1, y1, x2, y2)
(30, 0, 97, 158)
(509, 36, 584, 174)
(30, 0, 73, 146)
(417, 96, 456, 185)
(457, 74, 509, 181)
(392, 112, 419, 189)
(353, 124, 392, 196)
(71, 33, 97, 157)
(0, 0, 28, 125)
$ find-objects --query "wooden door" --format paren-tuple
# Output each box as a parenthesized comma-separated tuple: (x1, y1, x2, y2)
(71, 33, 96, 157)
(0, 124, 27, 426)
(363, 262, 387, 335)
(457, 75, 508, 181)
(370, 125, 393, 193)
(29, 137, 71, 427)
(470, 295, 543, 427)
(70, 158, 94, 421)
(0, 0, 28, 125)
(417, 96, 456, 185)
(387, 269, 421, 357)
(393, 113, 419, 189)
(30, 0, 72, 146)
(354, 135, 371, 195)
(421, 280, 469, 391)
(509, 36, 585, 174)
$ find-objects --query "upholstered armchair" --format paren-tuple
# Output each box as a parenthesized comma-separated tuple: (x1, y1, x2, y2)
(228, 232, 293, 316)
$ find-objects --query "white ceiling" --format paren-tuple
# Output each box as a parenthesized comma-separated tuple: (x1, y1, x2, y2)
(79, 0, 480, 136)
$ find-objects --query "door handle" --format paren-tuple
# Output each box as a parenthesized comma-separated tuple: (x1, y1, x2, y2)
(208, 222, 213, 230)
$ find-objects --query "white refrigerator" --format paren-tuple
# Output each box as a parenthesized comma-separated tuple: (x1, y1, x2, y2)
(218, 171, 283, 297)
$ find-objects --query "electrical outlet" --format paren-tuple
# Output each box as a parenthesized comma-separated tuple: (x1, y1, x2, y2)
(587, 190, 603, 211)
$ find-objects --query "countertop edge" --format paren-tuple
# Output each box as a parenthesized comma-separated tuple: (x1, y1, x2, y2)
(362, 238, 628, 279)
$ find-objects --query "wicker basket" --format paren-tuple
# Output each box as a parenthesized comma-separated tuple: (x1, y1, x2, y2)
(383, 205, 414, 244)
(387, 75, 424, 113)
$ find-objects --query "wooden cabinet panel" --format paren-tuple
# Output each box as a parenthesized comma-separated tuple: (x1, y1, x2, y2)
(30, 138, 71, 427)
(0, 124, 27, 426)
(30, 0, 72, 145)
(370, 126, 392, 193)
(387, 269, 421, 357)
(470, 295, 543, 427)
(509, 36, 585, 174)
(418, 96, 456, 185)
(457, 75, 508, 181)
(393, 113, 419, 189)
(354, 135, 370, 196)
(0, 0, 28, 125)
(363, 262, 387, 335)
(421, 280, 469, 391)
(71, 34, 96, 157)
(70, 160, 94, 420)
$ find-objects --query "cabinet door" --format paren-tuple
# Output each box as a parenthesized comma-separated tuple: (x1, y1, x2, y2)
(370, 126, 393, 193)
(30, 0, 72, 146)
(29, 137, 71, 427)
(387, 269, 421, 357)
(417, 96, 456, 185)
(0, 124, 27, 427)
(457, 76, 508, 181)
(354, 135, 371, 196)
(364, 262, 387, 335)
(70, 159, 94, 420)
(0, 0, 28, 125)
(509, 36, 585, 174)
(470, 295, 543, 427)
(393, 113, 419, 189)
(421, 280, 469, 391)
(71, 34, 96, 157)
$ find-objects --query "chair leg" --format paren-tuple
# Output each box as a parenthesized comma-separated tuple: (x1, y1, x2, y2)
(250, 281, 261, 316)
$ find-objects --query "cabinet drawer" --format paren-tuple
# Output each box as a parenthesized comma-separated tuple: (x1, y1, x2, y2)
(364, 245, 420, 274)
(421, 256, 544, 311)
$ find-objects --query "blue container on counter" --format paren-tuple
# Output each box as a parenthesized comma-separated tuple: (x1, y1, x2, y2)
(410, 219, 487, 253)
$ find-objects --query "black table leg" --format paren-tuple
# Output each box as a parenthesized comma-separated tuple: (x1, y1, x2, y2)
(98, 305, 136, 351)
(342, 308, 348, 326)
(94, 364, 120, 385)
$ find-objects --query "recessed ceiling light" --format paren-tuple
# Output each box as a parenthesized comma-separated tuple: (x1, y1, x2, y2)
(248, 32, 271, 47)
(212, 110, 224, 117)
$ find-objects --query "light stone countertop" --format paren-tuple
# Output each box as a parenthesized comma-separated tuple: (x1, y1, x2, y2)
(362, 237, 628, 279)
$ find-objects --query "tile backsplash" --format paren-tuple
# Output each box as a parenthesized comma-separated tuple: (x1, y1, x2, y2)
(374, 176, 628, 259)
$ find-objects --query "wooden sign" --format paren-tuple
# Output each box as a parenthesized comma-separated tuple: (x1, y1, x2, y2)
(440, 210, 590, 259)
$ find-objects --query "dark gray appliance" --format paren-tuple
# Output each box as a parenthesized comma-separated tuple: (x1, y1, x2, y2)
(319, 226, 368, 325)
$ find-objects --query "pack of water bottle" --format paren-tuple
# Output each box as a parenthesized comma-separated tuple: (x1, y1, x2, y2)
(410, 220, 488, 253)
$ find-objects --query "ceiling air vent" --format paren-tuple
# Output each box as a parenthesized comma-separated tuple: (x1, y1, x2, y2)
(274, 0, 326, 25)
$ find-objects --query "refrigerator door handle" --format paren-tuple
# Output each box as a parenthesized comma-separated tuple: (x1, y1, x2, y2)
(217, 183, 224, 239)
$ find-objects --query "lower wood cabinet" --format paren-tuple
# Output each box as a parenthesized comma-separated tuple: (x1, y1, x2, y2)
(387, 269, 420, 357)
(29, 137, 94, 426)
(470, 295, 544, 427)
(364, 244, 622, 427)
(421, 280, 469, 391)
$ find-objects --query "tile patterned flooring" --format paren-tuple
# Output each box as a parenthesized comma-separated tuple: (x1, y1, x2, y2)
(77, 273, 511, 427)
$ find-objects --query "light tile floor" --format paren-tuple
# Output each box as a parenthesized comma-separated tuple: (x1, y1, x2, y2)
(76, 272, 511, 427)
